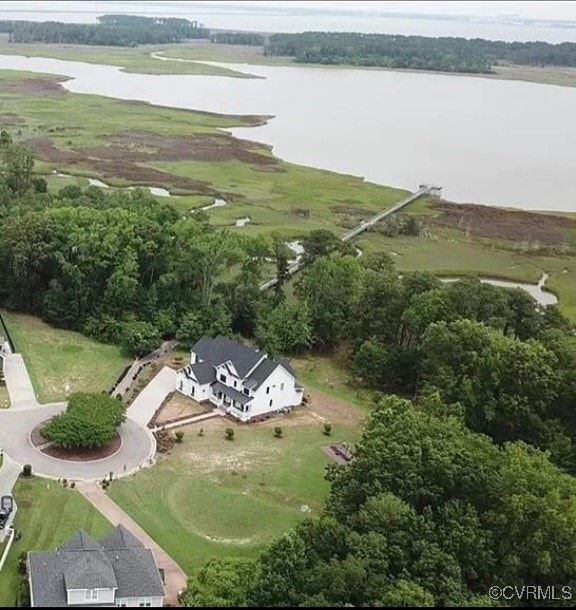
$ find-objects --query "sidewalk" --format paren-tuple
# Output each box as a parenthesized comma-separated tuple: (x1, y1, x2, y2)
(76, 481, 187, 606)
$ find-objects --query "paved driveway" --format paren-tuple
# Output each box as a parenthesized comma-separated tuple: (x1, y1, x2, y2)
(4, 354, 38, 409)
(77, 482, 188, 605)
(0, 404, 154, 481)
(127, 366, 177, 427)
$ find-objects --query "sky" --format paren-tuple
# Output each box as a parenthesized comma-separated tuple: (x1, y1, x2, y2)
(3, 1, 576, 22)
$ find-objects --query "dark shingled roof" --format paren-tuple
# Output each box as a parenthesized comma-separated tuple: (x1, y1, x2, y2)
(59, 530, 101, 552)
(28, 526, 164, 607)
(187, 361, 216, 385)
(193, 335, 263, 378)
(100, 524, 145, 551)
(64, 552, 116, 590)
(212, 381, 253, 405)
(248, 358, 295, 389)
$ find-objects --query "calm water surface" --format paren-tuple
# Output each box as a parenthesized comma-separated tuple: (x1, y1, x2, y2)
(0, 53, 575, 211)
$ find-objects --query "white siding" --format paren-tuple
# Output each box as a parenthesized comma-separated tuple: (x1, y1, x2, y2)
(115, 595, 164, 607)
(176, 372, 211, 402)
(244, 366, 302, 420)
(67, 588, 116, 605)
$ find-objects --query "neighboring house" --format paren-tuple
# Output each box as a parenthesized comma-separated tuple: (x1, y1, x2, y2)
(176, 335, 303, 422)
(27, 525, 165, 608)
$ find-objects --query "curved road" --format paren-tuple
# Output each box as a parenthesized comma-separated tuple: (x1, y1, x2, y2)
(0, 353, 156, 482)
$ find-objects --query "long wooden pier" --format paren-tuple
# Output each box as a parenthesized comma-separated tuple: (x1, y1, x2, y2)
(259, 183, 442, 291)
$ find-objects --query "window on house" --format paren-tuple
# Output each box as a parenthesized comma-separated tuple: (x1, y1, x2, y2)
(243, 388, 250, 396)
(85, 590, 98, 601)
(266, 386, 270, 394)
(234, 380, 237, 388)
(269, 399, 273, 407)
(220, 374, 227, 383)
(280, 382, 285, 391)
(191, 385, 195, 396)
(179, 380, 183, 391)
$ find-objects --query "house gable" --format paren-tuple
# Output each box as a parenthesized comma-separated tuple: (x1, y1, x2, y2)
(27, 526, 165, 608)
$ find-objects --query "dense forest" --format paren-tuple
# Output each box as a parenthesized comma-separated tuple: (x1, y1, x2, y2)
(3, 135, 576, 605)
(265, 32, 576, 73)
(210, 32, 265, 46)
(0, 15, 209, 46)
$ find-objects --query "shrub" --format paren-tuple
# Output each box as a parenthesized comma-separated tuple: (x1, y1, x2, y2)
(70, 481, 76, 489)
(22, 464, 32, 477)
(17, 551, 27, 575)
(42, 393, 125, 450)
(174, 431, 184, 443)
(323, 423, 332, 436)
(274, 426, 283, 438)
(62, 479, 68, 488)
(17, 578, 30, 607)
(225, 427, 235, 441)
(198, 428, 204, 437)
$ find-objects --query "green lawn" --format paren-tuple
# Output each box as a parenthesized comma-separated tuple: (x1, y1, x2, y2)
(108, 415, 360, 573)
(0, 478, 112, 608)
(1, 311, 130, 403)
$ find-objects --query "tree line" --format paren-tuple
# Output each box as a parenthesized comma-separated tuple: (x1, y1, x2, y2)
(264, 32, 576, 73)
(210, 32, 265, 46)
(0, 14, 209, 47)
(3, 133, 576, 605)
(182, 394, 576, 606)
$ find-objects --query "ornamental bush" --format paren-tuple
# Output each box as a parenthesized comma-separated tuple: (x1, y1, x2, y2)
(42, 393, 126, 450)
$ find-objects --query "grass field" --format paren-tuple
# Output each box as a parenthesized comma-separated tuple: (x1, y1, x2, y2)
(1, 311, 130, 403)
(108, 404, 361, 574)
(0, 36, 250, 77)
(0, 478, 112, 608)
(7, 37, 574, 90)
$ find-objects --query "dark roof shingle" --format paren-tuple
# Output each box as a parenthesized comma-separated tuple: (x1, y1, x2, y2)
(211, 381, 253, 405)
(28, 526, 164, 607)
(187, 361, 215, 385)
(193, 335, 263, 378)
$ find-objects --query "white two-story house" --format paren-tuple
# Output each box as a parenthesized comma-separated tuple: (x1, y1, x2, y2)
(27, 526, 165, 607)
(176, 335, 303, 421)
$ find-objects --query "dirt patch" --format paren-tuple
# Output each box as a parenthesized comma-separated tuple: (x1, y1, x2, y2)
(1, 77, 67, 97)
(323, 442, 354, 465)
(305, 389, 366, 426)
(24, 128, 279, 193)
(153, 391, 209, 425)
(84, 130, 278, 166)
(24, 137, 217, 194)
(429, 201, 576, 246)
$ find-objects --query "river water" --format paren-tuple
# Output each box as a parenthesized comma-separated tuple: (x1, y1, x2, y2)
(2, 3, 576, 43)
(0, 52, 575, 211)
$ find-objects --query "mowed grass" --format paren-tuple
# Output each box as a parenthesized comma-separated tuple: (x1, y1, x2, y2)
(108, 414, 360, 573)
(0, 478, 112, 608)
(1, 311, 130, 403)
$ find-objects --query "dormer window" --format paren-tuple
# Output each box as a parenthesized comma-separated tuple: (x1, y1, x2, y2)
(220, 374, 227, 383)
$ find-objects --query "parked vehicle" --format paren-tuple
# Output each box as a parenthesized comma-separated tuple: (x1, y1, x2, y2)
(0, 495, 13, 529)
